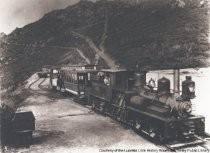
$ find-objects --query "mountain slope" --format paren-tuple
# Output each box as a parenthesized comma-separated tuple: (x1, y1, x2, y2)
(1, 0, 210, 92)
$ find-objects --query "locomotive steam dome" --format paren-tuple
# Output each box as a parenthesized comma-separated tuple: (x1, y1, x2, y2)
(158, 77, 170, 94)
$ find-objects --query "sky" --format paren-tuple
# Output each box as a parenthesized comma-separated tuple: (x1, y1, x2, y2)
(0, 0, 82, 34)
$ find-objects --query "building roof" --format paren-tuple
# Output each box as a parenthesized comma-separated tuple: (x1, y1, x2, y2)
(61, 69, 97, 74)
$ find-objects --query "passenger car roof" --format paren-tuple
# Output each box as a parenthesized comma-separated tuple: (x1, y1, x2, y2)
(100, 69, 128, 73)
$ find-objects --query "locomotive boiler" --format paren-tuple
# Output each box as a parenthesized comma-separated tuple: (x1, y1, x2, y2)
(130, 70, 194, 119)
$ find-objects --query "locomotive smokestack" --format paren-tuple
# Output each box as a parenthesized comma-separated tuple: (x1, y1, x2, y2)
(173, 69, 180, 96)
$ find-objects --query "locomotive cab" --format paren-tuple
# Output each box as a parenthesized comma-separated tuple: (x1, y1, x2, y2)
(88, 69, 135, 112)
(101, 69, 135, 90)
(89, 69, 135, 98)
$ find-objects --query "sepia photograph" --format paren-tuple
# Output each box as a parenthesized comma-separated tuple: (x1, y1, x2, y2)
(0, 0, 210, 152)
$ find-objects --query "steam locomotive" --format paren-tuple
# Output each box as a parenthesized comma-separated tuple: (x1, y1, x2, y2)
(49, 65, 209, 149)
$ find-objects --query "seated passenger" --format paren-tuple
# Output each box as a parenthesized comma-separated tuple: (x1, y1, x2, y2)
(104, 76, 110, 86)
(97, 72, 105, 82)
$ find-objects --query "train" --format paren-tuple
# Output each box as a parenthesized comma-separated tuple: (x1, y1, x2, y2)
(49, 64, 209, 149)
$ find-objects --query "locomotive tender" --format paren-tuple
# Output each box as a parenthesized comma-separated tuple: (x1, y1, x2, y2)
(50, 65, 209, 149)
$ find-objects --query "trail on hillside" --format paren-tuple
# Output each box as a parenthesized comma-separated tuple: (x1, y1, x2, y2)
(99, 9, 108, 52)
(76, 48, 91, 64)
(56, 48, 91, 65)
(4, 42, 91, 65)
(71, 31, 119, 69)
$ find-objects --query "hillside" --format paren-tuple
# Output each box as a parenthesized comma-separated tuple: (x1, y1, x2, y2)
(1, 0, 210, 93)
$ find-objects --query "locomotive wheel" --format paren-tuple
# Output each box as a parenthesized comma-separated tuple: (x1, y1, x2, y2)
(87, 96, 92, 106)
(89, 96, 95, 109)
(158, 133, 165, 143)
(134, 120, 142, 131)
(123, 109, 128, 123)
(118, 109, 127, 123)
(92, 101, 96, 110)
(110, 105, 116, 117)
(99, 102, 103, 111)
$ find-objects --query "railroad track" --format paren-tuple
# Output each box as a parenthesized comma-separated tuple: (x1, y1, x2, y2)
(198, 144, 210, 152)
(57, 111, 95, 118)
(154, 143, 210, 152)
(158, 139, 210, 152)
(37, 77, 49, 91)
(28, 77, 41, 90)
(28, 76, 50, 97)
